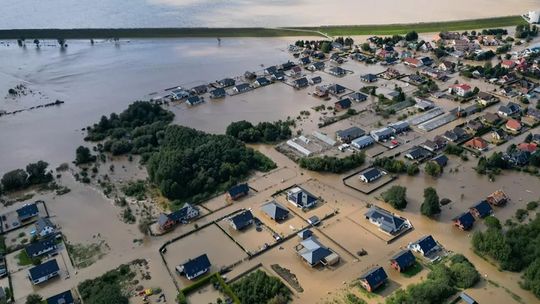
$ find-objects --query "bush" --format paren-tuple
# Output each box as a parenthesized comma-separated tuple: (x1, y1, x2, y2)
(76, 146, 95, 165)
(381, 186, 407, 209)
(425, 162, 442, 177)
(122, 180, 146, 200)
(231, 270, 290, 304)
(484, 216, 502, 230)
(421, 187, 440, 217)
(527, 201, 538, 211)
(299, 153, 365, 173)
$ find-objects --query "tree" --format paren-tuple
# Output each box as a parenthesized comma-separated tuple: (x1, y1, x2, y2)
(421, 187, 441, 216)
(425, 162, 442, 177)
(26, 294, 43, 304)
(484, 216, 502, 230)
(321, 41, 332, 53)
(231, 270, 290, 304)
(75, 146, 95, 165)
(361, 43, 371, 52)
(26, 161, 52, 185)
(407, 163, 419, 176)
(405, 31, 419, 41)
(381, 186, 408, 209)
(1, 169, 28, 192)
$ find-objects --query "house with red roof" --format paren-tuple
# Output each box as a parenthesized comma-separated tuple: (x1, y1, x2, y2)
(448, 83, 472, 97)
(505, 119, 522, 133)
(465, 137, 489, 151)
(501, 60, 516, 69)
(518, 142, 537, 153)
(403, 57, 423, 68)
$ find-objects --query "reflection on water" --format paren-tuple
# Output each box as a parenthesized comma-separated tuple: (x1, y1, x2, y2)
(0, 0, 539, 28)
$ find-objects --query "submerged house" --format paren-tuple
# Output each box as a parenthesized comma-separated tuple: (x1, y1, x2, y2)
(232, 83, 252, 94)
(28, 259, 60, 285)
(334, 98, 352, 111)
(260, 200, 290, 222)
(295, 237, 339, 267)
(453, 212, 475, 230)
(210, 88, 226, 99)
(470, 200, 493, 218)
(186, 96, 204, 106)
(227, 183, 249, 201)
(486, 189, 509, 206)
(34, 217, 56, 237)
(17, 203, 39, 222)
(293, 77, 309, 89)
(228, 210, 254, 231)
(408, 235, 439, 257)
(218, 78, 235, 88)
(176, 254, 211, 280)
(364, 207, 410, 235)
(46, 290, 74, 304)
(390, 250, 416, 272)
(25, 237, 57, 258)
(359, 168, 384, 183)
(359, 266, 388, 292)
(336, 126, 365, 143)
(287, 187, 317, 209)
(157, 203, 199, 231)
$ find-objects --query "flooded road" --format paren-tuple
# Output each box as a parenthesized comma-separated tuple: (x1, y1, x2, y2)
(1, 0, 539, 28)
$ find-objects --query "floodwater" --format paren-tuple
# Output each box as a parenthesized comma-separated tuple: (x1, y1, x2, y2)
(1, 0, 540, 28)
(0, 38, 301, 172)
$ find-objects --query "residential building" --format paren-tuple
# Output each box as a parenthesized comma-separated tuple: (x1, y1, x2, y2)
(254, 77, 271, 87)
(309, 76, 322, 85)
(328, 84, 347, 95)
(431, 154, 449, 167)
(295, 237, 338, 267)
(176, 254, 211, 280)
(228, 210, 254, 231)
(498, 102, 521, 117)
(359, 168, 384, 183)
(359, 266, 388, 292)
(518, 142, 537, 153)
(336, 127, 365, 143)
(506, 119, 522, 133)
(370, 127, 394, 142)
(481, 112, 501, 126)
(501, 59, 516, 69)
(364, 207, 410, 235)
(491, 129, 507, 143)
(405, 146, 431, 161)
(218, 78, 235, 88)
(157, 203, 199, 231)
(486, 189, 509, 206)
(351, 135, 375, 150)
(46, 290, 74, 304)
(360, 74, 378, 83)
(260, 200, 289, 222)
(307, 61, 325, 71)
(186, 96, 204, 106)
(227, 183, 249, 201)
(232, 83, 252, 94)
(469, 200, 493, 218)
(171, 88, 189, 100)
(388, 121, 410, 134)
(191, 85, 208, 95)
(299, 57, 311, 66)
(409, 235, 440, 257)
(293, 77, 309, 89)
(290, 66, 303, 77)
(328, 66, 346, 77)
(403, 57, 423, 68)
(28, 259, 60, 285)
(17, 203, 39, 222)
(477, 92, 499, 106)
(448, 83, 472, 97)
(350, 92, 368, 102)
(297, 229, 313, 240)
(390, 250, 416, 272)
(34, 217, 55, 237)
(453, 212, 475, 230)
(465, 137, 489, 151)
(210, 88, 226, 99)
(287, 187, 317, 209)
(443, 127, 468, 143)
(334, 98, 352, 111)
(438, 60, 455, 72)
(25, 237, 57, 258)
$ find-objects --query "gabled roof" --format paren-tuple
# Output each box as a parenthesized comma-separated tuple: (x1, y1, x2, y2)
(293, 77, 309, 87)
(46, 290, 74, 304)
(364, 207, 407, 234)
(228, 184, 249, 197)
(350, 92, 368, 101)
(360, 266, 388, 289)
(210, 88, 226, 98)
(414, 235, 438, 254)
(261, 201, 289, 221)
(391, 250, 416, 269)
(298, 237, 331, 265)
(25, 237, 57, 258)
(360, 168, 382, 181)
(336, 127, 365, 140)
(28, 259, 59, 281)
(218, 78, 235, 87)
(180, 254, 211, 279)
(234, 83, 251, 91)
(288, 187, 317, 207)
(297, 229, 313, 240)
(256, 77, 271, 86)
(328, 83, 346, 93)
(335, 98, 352, 109)
(17, 203, 38, 220)
(432, 154, 448, 167)
(229, 210, 253, 230)
(454, 212, 475, 230)
(35, 217, 54, 232)
(168, 203, 198, 222)
(471, 200, 492, 218)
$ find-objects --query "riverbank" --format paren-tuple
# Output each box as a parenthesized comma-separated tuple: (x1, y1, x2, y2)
(0, 16, 528, 39)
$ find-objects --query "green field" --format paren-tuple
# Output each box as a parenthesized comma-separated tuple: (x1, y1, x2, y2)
(0, 15, 528, 39)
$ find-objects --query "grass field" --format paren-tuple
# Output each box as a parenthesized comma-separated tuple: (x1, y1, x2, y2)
(0, 16, 528, 39)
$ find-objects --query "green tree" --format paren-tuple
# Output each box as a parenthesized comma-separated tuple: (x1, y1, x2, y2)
(26, 160, 52, 185)
(76, 146, 95, 165)
(421, 187, 441, 216)
(381, 186, 408, 209)
(405, 31, 418, 41)
(425, 162, 442, 177)
(484, 216, 502, 230)
(1, 169, 28, 191)
(321, 41, 332, 53)
(25, 294, 42, 304)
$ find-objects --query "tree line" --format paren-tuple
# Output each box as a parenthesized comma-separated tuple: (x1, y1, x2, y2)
(298, 153, 365, 173)
(0, 161, 53, 194)
(226, 120, 293, 143)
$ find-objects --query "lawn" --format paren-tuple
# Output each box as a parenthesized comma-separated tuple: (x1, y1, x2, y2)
(15, 250, 32, 266)
(402, 261, 423, 278)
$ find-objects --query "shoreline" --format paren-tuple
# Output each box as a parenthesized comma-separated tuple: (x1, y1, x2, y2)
(0, 15, 528, 39)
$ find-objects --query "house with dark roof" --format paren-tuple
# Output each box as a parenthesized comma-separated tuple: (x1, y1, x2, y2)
(271, 71, 286, 81)
(157, 203, 199, 231)
(25, 237, 57, 258)
(328, 66, 347, 77)
(186, 96, 204, 106)
(254, 77, 271, 87)
(260, 200, 289, 222)
(390, 250, 416, 272)
(297, 229, 313, 240)
(350, 92, 368, 102)
(409, 235, 439, 257)
(309, 76, 322, 85)
(35, 217, 56, 237)
(498, 102, 521, 117)
(405, 146, 431, 161)
(389, 121, 410, 134)
(293, 77, 309, 89)
(46, 290, 74, 304)
(299, 56, 311, 66)
(171, 88, 189, 100)
(359, 168, 384, 183)
(364, 207, 410, 235)
(307, 61, 325, 71)
(453, 212, 475, 230)
(328, 84, 346, 95)
(287, 187, 317, 209)
(264, 66, 278, 75)
(28, 259, 60, 285)
(336, 127, 365, 143)
(443, 127, 468, 143)
(351, 135, 375, 150)
(232, 83, 252, 94)
(17, 203, 39, 222)
(481, 112, 502, 126)
(431, 154, 449, 167)
(295, 237, 338, 267)
(227, 183, 249, 201)
(370, 127, 394, 142)
(176, 254, 211, 280)
(470, 200, 493, 218)
(334, 98, 352, 111)
(361, 74, 378, 83)
(210, 88, 226, 99)
(228, 210, 254, 231)
(359, 266, 388, 292)
(218, 78, 235, 88)
(191, 85, 208, 95)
